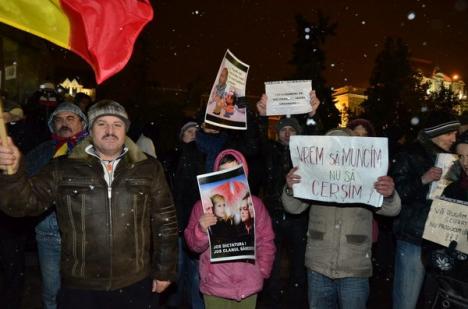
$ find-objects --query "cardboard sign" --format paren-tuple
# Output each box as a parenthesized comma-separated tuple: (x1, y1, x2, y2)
(197, 165, 255, 262)
(423, 197, 468, 254)
(205, 50, 249, 130)
(265, 80, 312, 116)
(427, 153, 459, 200)
(289, 135, 389, 207)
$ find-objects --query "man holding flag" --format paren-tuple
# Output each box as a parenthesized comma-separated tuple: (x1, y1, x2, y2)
(0, 100, 178, 308)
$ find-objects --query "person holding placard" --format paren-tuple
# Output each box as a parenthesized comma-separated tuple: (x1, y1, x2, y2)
(282, 127, 401, 309)
(390, 111, 460, 309)
(184, 149, 275, 309)
(256, 90, 321, 306)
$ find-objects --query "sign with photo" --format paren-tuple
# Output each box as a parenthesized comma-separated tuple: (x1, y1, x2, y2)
(205, 49, 249, 130)
(197, 165, 255, 262)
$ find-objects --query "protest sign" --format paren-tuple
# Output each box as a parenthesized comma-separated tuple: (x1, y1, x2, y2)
(423, 197, 468, 254)
(265, 80, 312, 116)
(289, 135, 389, 207)
(205, 50, 249, 130)
(427, 153, 459, 200)
(197, 165, 255, 262)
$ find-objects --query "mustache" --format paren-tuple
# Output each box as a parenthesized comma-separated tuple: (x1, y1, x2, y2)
(57, 126, 72, 134)
(102, 134, 118, 139)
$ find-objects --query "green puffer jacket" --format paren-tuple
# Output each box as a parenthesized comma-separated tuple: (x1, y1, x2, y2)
(0, 137, 178, 290)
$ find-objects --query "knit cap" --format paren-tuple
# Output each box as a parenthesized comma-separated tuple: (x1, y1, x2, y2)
(87, 100, 130, 131)
(276, 117, 302, 134)
(179, 121, 198, 140)
(423, 111, 460, 138)
(48, 102, 88, 133)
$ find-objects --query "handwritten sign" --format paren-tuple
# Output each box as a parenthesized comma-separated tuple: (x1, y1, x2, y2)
(289, 135, 389, 207)
(423, 198, 468, 254)
(265, 80, 312, 116)
(427, 153, 459, 200)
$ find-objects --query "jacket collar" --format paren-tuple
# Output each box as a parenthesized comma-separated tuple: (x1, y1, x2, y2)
(68, 136, 148, 164)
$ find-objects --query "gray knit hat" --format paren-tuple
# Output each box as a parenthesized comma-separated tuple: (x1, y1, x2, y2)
(423, 111, 460, 138)
(179, 121, 198, 140)
(48, 102, 88, 133)
(276, 117, 302, 134)
(87, 100, 130, 131)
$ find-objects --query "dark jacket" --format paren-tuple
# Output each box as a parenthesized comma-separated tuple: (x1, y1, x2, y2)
(389, 133, 449, 245)
(0, 137, 178, 290)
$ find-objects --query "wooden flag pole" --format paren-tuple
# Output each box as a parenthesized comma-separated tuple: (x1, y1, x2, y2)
(0, 97, 14, 175)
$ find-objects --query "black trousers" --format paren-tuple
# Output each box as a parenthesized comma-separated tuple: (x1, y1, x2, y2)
(57, 277, 159, 309)
(0, 228, 27, 309)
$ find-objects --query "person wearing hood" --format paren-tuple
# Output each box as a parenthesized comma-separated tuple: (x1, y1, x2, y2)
(390, 111, 460, 309)
(184, 149, 275, 308)
(24, 102, 88, 309)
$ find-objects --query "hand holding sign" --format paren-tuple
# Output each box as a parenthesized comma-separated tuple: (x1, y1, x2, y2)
(374, 176, 395, 198)
(286, 166, 301, 189)
(308, 90, 320, 117)
(422, 167, 442, 185)
(199, 213, 217, 233)
(256, 94, 268, 116)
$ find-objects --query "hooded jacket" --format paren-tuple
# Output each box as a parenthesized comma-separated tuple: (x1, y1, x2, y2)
(0, 136, 178, 290)
(184, 149, 275, 301)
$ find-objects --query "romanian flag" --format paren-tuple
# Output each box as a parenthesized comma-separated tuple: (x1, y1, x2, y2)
(0, 0, 153, 84)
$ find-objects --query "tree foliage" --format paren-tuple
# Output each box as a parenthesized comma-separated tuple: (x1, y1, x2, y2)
(290, 12, 340, 130)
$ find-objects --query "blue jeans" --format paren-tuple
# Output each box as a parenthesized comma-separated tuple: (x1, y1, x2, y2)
(307, 270, 369, 309)
(392, 240, 425, 309)
(36, 212, 61, 309)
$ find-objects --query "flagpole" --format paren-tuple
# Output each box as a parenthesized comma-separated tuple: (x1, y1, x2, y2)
(0, 96, 13, 175)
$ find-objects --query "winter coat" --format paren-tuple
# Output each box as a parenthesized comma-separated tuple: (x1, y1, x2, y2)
(389, 133, 450, 245)
(282, 189, 401, 278)
(0, 137, 178, 290)
(184, 149, 275, 301)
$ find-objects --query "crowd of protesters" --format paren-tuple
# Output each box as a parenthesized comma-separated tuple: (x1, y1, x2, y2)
(0, 82, 467, 309)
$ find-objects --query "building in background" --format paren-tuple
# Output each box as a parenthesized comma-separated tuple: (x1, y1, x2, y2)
(333, 85, 367, 127)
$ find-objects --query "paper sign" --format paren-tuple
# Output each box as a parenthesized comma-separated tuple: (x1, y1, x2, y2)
(428, 153, 459, 200)
(265, 80, 312, 116)
(423, 197, 468, 254)
(205, 50, 249, 130)
(197, 165, 255, 262)
(289, 135, 389, 207)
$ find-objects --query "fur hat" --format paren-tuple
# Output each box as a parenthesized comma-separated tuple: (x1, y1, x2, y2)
(423, 111, 460, 138)
(87, 100, 130, 131)
(276, 117, 302, 134)
(48, 102, 88, 133)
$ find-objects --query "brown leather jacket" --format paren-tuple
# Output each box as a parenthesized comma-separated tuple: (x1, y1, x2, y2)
(0, 137, 178, 290)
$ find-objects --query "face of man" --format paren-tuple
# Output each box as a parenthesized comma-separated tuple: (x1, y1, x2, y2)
(431, 131, 457, 152)
(53, 111, 84, 138)
(456, 143, 468, 175)
(278, 126, 297, 146)
(182, 127, 197, 144)
(91, 115, 126, 160)
(219, 68, 228, 86)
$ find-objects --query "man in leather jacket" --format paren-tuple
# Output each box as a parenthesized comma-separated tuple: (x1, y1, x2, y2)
(0, 100, 178, 309)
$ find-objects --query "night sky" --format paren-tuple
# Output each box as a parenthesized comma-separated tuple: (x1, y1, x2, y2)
(144, 0, 468, 95)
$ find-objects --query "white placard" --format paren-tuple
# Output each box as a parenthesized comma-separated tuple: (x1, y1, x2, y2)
(423, 197, 468, 254)
(289, 135, 389, 207)
(265, 80, 312, 116)
(428, 153, 459, 200)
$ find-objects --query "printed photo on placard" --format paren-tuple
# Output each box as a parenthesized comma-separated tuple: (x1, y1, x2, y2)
(197, 165, 255, 262)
